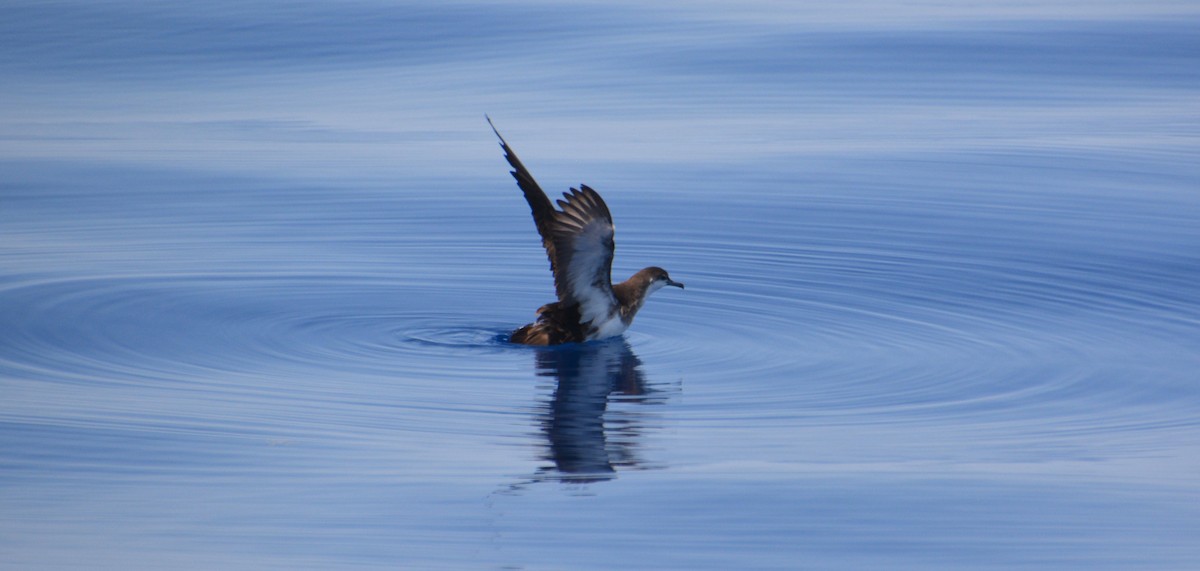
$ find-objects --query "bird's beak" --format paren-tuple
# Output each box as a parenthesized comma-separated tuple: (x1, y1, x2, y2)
(667, 279, 685, 289)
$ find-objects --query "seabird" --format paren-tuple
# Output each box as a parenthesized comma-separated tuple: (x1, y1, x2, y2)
(488, 117, 684, 346)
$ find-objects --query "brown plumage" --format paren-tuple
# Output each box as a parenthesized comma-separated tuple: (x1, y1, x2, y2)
(488, 117, 683, 345)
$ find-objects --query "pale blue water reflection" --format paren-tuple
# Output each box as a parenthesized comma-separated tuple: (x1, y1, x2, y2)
(2, 1, 1200, 569)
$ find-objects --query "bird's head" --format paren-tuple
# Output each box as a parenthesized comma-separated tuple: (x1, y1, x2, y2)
(640, 266, 685, 293)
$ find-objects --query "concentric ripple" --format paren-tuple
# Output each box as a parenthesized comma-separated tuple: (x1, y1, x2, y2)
(0, 271, 542, 448)
(612, 190, 1200, 451)
(0, 275, 510, 381)
(3, 178, 1197, 462)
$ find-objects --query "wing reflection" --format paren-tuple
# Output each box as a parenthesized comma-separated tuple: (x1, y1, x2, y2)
(532, 338, 667, 483)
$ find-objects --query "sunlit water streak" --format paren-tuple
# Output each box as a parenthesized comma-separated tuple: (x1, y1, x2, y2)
(3, 1, 1200, 570)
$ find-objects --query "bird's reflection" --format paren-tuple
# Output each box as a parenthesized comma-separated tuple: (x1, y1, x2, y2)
(531, 338, 667, 483)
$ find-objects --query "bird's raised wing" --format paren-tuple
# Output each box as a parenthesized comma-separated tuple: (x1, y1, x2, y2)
(547, 185, 617, 328)
(488, 116, 560, 275)
(489, 118, 618, 328)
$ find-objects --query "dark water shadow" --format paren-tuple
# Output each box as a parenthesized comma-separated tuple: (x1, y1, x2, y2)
(503, 338, 670, 490)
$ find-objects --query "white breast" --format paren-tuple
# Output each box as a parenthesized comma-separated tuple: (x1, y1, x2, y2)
(586, 312, 630, 340)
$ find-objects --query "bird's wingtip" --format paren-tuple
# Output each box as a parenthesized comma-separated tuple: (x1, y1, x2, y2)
(486, 114, 506, 145)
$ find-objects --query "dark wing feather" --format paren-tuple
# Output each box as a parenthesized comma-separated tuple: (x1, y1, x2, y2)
(488, 116, 559, 275)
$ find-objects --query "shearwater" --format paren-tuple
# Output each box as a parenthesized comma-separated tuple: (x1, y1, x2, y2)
(488, 117, 684, 346)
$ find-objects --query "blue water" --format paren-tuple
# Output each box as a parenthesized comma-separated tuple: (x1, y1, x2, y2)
(3, 2, 1200, 569)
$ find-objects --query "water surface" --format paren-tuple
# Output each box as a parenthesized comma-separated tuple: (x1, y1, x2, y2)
(2, 1, 1199, 569)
